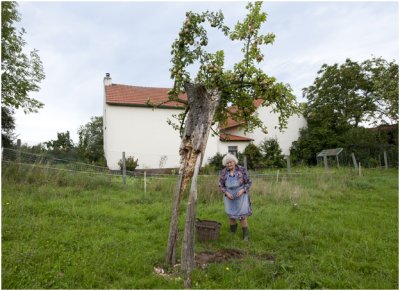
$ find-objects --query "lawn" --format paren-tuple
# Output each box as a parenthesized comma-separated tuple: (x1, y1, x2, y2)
(2, 163, 398, 289)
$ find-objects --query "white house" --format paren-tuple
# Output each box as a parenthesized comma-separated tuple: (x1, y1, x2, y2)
(103, 73, 307, 170)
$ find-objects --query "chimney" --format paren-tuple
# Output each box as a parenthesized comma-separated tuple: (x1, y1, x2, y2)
(104, 73, 112, 86)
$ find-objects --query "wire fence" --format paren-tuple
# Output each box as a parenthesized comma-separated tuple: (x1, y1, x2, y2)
(2, 146, 397, 194)
(336, 145, 398, 169)
(2, 148, 130, 175)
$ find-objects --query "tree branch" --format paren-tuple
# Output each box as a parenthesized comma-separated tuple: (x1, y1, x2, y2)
(147, 96, 188, 109)
(179, 106, 190, 138)
(210, 125, 220, 137)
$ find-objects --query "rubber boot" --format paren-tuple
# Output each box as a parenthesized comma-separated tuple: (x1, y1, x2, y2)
(242, 227, 249, 241)
(230, 224, 238, 234)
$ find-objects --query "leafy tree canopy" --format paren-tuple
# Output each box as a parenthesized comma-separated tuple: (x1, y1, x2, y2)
(238, 143, 263, 170)
(1, 1, 45, 146)
(1, 1, 45, 113)
(303, 57, 398, 130)
(77, 116, 105, 165)
(259, 138, 286, 168)
(363, 57, 398, 123)
(166, 2, 298, 136)
(291, 57, 399, 165)
(45, 131, 75, 155)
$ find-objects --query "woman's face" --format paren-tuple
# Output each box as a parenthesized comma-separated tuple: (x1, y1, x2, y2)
(226, 160, 236, 171)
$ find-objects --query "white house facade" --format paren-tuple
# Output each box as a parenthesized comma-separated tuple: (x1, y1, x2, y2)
(103, 74, 307, 170)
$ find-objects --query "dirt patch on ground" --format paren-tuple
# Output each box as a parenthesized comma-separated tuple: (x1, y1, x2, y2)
(154, 249, 277, 279)
(195, 248, 245, 267)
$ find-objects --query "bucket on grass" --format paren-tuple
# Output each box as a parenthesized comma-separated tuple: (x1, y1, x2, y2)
(195, 219, 221, 242)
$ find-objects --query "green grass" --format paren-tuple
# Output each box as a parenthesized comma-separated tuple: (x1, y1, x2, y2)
(2, 163, 398, 289)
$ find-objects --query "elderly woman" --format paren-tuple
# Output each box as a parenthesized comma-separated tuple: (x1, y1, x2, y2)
(219, 153, 252, 241)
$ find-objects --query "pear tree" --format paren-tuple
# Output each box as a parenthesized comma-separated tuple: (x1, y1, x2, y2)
(163, 2, 298, 286)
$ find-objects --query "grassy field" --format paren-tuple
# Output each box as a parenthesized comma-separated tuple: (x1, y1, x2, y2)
(2, 163, 398, 289)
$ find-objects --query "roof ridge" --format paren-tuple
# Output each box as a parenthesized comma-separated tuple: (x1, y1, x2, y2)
(111, 83, 172, 90)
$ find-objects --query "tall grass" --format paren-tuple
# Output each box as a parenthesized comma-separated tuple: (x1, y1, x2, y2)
(2, 161, 114, 190)
(2, 162, 398, 289)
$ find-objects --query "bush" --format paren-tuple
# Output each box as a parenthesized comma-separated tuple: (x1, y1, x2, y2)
(118, 156, 139, 172)
(291, 125, 399, 167)
(239, 143, 264, 170)
(207, 152, 224, 170)
(259, 138, 286, 168)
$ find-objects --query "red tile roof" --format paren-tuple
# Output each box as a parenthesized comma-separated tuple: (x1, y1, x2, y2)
(220, 99, 264, 130)
(219, 133, 254, 142)
(105, 84, 187, 108)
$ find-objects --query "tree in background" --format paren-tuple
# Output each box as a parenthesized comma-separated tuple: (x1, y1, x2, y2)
(1, 2, 45, 146)
(164, 2, 298, 283)
(20, 142, 46, 154)
(77, 116, 105, 166)
(363, 57, 398, 124)
(44, 131, 77, 160)
(1, 107, 16, 147)
(259, 138, 285, 168)
(291, 57, 399, 165)
(239, 143, 263, 170)
(303, 57, 398, 130)
(303, 59, 371, 131)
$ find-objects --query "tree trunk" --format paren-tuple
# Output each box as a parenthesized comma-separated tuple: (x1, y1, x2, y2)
(181, 154, 202, 288)
(165, 83, 220, 266)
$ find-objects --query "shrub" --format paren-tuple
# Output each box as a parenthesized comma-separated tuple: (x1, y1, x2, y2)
(259, 138, 286, 168)
(118, 156, 139, 172)
(239, 143, 264, 170)
(207, 152, 224, 170)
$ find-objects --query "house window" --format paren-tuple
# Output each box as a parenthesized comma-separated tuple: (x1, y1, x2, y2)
(228, 146, 238, 157)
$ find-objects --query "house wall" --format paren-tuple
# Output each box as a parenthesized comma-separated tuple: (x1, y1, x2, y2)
(249, 106, 307, 155)
(217, 141, 249, 156)
(103, 104, 219, 170)
(219, 105, 307, 155)
(103, 102, 306, 170)
(104, 104, 181, 169)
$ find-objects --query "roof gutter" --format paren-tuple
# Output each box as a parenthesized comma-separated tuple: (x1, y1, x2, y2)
(106, 102, 185, 110)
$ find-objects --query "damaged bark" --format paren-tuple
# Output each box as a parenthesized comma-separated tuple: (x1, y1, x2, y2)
(165, 83, 221, 267)
(181, 153, 202, 288)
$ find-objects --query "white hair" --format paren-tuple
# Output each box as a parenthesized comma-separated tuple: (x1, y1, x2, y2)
(222, 153, 238, 166)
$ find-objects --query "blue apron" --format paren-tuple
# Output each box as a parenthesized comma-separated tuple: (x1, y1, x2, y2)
(223, 170, 252, 219)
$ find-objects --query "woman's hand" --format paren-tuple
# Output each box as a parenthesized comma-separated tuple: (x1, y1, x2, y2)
(225, 192, 234, 200)
(237, 189, 245, 197)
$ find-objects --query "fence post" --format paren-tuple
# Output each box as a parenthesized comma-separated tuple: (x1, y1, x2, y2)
(122, 152, 126, 186)
(286, 155, 291, 176)
(383, 151, 388, 170)
(243, 155, 247, 170)
(323, 155, 328, 171)
(144, 171, 147, 193)
(16, 139, 21, 163)
(351, 153, 358, 171)
(358, 162, 362, 176)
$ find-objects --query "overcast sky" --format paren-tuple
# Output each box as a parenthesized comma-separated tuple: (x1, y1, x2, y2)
(13, 1, 399, 145)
